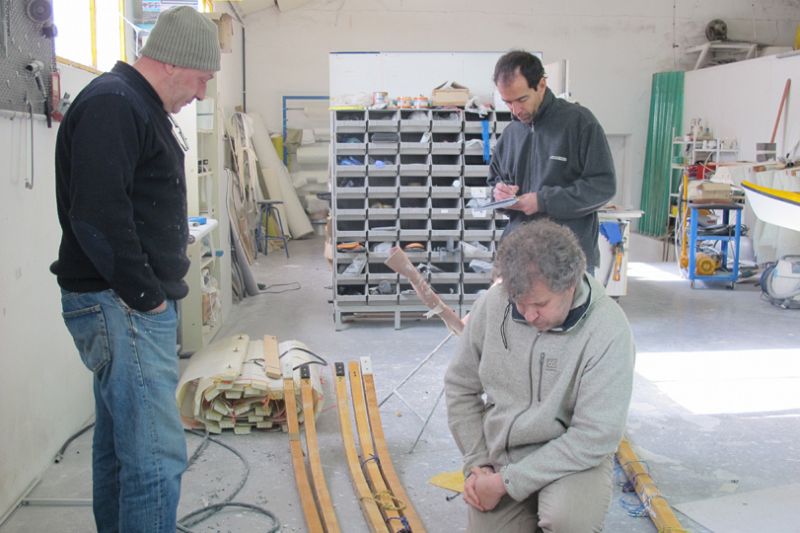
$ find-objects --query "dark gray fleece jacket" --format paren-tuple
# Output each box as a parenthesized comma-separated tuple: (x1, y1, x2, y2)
(445, 275, 634, 501)
(489, 88, 616, 269)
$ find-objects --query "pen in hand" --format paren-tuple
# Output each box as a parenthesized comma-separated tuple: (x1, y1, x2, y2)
(494, 179, 519, 201)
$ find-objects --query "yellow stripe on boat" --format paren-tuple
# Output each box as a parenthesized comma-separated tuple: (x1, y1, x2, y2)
(741, 180, 800, 232)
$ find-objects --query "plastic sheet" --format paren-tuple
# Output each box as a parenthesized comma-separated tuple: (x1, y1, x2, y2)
(639, 71, 684, 237)
(249, 113, 314, 239)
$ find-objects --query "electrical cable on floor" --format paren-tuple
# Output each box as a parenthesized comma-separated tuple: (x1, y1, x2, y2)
(54, 422, 94, 463)
(48, 423, 281, 532)
(279, 346, 328, 366)
(177, 429, 280, 532)
(177, 502, 280, 532)
(261, 281, 301, 294)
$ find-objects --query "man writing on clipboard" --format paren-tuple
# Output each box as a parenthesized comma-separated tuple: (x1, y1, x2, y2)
(489, 50, 616, 272)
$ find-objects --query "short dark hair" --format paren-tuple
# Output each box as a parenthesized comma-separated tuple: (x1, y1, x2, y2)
(496, 220, 586, 298)
(493, 50, 544, 89)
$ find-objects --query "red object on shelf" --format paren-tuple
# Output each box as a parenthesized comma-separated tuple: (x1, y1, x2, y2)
(689, 162, 717, 181)
(688, 164, 704, 180)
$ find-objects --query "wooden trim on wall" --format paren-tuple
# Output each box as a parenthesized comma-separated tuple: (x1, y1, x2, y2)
(56, 56, 103, 76)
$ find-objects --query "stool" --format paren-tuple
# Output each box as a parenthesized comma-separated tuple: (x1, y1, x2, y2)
(257, 200, 290, 258)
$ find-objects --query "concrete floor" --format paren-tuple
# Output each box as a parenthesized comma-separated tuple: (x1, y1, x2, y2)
(3, 235, 799, 532)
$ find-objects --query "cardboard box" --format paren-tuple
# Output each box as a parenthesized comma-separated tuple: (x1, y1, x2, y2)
(687, 181, 733, 202)
(432, 81, 470, 107)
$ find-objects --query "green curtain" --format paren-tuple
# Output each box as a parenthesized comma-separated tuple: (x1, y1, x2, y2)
(638, 71, 684, 237)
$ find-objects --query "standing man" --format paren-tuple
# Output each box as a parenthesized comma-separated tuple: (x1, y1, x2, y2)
(445, 220, 635, 533)
(490, 50, 616, 271)
(51, 7, 220, 532)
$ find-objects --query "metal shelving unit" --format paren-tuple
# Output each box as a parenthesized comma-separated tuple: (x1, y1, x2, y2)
(331, 108, 510, 329)
(663, 135, 739, 260)
(180, 79, 228, 354)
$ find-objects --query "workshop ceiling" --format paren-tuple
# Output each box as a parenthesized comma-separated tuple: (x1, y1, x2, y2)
(222, 0, 314, 17)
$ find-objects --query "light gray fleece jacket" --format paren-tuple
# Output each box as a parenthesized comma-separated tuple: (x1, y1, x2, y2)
(489, 88, 616, 270)
(444, 274, 634, 501)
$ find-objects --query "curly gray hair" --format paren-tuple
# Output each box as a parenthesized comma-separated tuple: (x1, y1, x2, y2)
(496, 220, 586, 298)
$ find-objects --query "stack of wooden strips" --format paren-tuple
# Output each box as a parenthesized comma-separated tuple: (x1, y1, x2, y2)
(176, 334, 324, 434)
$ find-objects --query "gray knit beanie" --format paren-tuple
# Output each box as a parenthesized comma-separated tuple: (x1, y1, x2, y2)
(141, 6, 221, 72)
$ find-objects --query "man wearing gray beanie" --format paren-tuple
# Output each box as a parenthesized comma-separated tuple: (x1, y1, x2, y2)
(51, 6, 220, 532)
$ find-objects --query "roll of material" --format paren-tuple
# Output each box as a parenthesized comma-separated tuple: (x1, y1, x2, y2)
(176, 335, 324, 432)
(312, 127, 331, 142)
(300, 128, 330, 144)
(292, 170, 328, 188)
(296, 143, 330, 168)
(248, 113, 314, 239)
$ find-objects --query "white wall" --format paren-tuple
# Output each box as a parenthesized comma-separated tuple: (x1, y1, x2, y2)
(684, 53, 800, 162)
(243, 0, 800, 211)
(0, 63, 97, 521)
(684, 52, 800, 262)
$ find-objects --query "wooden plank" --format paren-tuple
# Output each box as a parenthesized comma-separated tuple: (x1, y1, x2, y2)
(263, 335, 281, 379)
(348, 361, 406, 533)
(333, 363, 389, 533)
(360, 357, 426, 533)
(283, 367, 324, 533)
(617, 438, 687, 532)
(300, 366, 341, 533)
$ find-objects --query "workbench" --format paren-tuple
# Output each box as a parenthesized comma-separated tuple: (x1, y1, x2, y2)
(686, 202, 743, 289)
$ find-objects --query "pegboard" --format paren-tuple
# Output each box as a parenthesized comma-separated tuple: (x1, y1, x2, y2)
(0, 0, 56, 116)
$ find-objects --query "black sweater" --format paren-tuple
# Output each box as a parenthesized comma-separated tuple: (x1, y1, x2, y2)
(489, 88, 616, 270)
(51, 62, 190, 312)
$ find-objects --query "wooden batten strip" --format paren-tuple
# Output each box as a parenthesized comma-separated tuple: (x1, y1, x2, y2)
(332, 363, 389, 533)
(300, 366, 341, 533)
(263, 335, 281, 378)
(617, 438, 687, 533)
(361, 357, 426, 533)
(283, 370, 323, 533)
(348, 361, 407, 533)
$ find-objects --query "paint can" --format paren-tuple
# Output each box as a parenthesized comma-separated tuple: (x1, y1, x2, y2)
(397, 96, 413, 109)
(372, 91, 388, 106)
(413, 96, 429, 109)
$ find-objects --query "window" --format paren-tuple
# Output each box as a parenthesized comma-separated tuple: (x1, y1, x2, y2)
(53, 0, 211, 71)
(53, 0, 124, 71)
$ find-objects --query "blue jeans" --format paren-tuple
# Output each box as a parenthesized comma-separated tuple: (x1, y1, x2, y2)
(61, 289, 187, 533)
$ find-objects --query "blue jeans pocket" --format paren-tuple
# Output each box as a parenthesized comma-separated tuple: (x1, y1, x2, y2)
(62, 303, 111, 372)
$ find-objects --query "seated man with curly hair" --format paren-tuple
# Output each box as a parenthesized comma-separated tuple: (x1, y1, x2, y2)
(445, 220, 635, 533)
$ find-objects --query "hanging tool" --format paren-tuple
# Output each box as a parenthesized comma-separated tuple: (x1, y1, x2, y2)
(26, 60, 51, 128)
(612, 246, 624, 282)
(600, 221, 625, 285)
(25, 98, 34, 189)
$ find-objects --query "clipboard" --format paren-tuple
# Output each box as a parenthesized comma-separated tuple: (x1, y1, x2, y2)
(476, 197, 518, 210)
